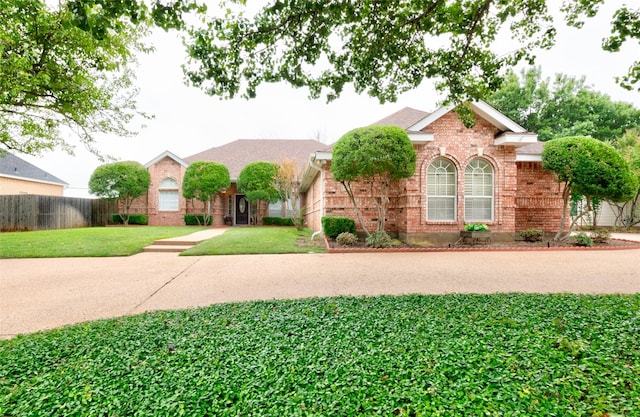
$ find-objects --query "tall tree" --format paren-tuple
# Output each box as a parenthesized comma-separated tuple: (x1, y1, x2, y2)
(88, 161, 151, 225)
(488, 67, 640, 142)
(611, 129, 640, 229)
(0, 0, 152, 156)
(331, 125, 416, 235)
(181, 1, 640, 104)
(542, 136, 638, 240)
(182, 161, 230, 225)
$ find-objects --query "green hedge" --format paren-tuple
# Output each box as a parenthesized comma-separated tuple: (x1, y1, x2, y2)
(111, 214, 148, 225)
(262, 217, 295, 226)
(184, 215, 213, 226)
(321, 216, 356, 239)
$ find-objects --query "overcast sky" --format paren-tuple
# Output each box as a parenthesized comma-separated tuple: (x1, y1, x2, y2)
(18, 2, 640, 197)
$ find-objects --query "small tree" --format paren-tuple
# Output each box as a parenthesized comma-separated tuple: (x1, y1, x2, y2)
(237, 162, 280, 222)
(273, 159, 304, 230)
(89, 161, 150, 225)
(611, 129, 640, 229)
(542, 136, 638, 240)
(182, 161, 230, 225)
(331, 125, 416, 236)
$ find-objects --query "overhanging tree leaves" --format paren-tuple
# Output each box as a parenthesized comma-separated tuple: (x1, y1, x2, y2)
(181, 1, 640, 104)
(89, 161, 151, 225)
(0, 0, 153, 156)
(182, 161, 230, 225)
(542, 136, 638, 240)
(488, 67, 640, 142)
(237, 162, 280, 222)
(331, 125, 416, 236)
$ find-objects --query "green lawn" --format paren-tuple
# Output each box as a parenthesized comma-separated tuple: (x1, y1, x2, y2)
(0, 226, 207, 258)
(1, 294, 638, 416)
(182, 226, 326, 255)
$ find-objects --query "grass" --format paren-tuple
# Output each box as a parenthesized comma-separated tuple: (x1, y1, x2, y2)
(0, 226, 207, 258)
(1, 294, 638, 416)
(181, 226, 326, 255)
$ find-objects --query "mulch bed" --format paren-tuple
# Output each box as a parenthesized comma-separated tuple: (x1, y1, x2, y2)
(326, 235, 640, 253)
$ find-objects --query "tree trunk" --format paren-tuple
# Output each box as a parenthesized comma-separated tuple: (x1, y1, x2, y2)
(554, 183, 571, 241)
(341, 181, 371, 236)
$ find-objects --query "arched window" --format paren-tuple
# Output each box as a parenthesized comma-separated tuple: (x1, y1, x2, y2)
(464, 159, 493, 222)
(427, 158, 456, 221)
(158, 178, 179, 211)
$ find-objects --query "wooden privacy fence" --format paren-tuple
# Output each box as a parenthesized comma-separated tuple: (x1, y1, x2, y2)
(0, 195, 117, 231)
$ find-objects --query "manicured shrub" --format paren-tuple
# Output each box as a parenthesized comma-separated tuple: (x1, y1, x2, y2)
(574, 232, 593, 247)
(262, 217, 295, 226)
(590, 229, 611, 244)
(519, 229, 544, 242)
(365, 231, 392, 248)
(184, 215, 213, 226)
(111, 214, 148, 225)
(336, 232, 358, 246)
(321, 216, 356, 239)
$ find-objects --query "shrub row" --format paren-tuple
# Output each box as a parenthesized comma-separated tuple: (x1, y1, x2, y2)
(321, 216, 356, 239)
(111, 214, 148, 225)
(262, 217, 295, 226)
(183, 215, 213, 226)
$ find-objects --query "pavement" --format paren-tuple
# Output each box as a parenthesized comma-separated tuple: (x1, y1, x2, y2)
(1, 230, 639, 339)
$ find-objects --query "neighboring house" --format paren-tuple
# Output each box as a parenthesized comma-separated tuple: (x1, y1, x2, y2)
(0, 151, 68, 196)
(132, 101, 567, 239)
(300, 101, 564, 241)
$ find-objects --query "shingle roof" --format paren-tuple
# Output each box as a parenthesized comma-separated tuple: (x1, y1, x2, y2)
(370, 106, 430, 129)
(0, 151, 67, 185)
(184, 139, 329, 179)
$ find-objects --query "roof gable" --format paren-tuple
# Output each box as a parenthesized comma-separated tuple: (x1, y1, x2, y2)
(408, 100, 528, 133)
(145, 150, 189, 168)
(0, 152, 67, 186)
(185, 139, 327, 179)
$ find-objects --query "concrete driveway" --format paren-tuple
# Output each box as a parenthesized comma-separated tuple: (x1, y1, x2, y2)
(1, 248, 639, 338)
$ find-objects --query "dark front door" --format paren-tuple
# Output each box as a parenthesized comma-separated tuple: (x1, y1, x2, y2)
(235, 195, 249, 225)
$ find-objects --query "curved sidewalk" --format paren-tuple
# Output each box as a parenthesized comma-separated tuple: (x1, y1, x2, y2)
(1, 245, 639, 338)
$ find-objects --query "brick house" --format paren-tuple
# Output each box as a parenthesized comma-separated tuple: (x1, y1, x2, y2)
(133, 101, 565, 239)
(299, 101, 564, 242)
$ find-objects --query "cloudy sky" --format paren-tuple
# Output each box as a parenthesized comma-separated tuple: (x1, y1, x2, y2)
(19, 2, 640, 197)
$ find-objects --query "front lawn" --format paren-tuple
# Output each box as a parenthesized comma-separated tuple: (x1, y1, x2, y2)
(1, 294, 638, 416)
(0, 226, 207, 258)
(182, 226, 326, 255)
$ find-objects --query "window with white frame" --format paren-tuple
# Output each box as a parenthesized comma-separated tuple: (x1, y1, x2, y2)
(158, 178, 179, 211)
(464, 159, 494, 221)
(427, 158, 456, 221)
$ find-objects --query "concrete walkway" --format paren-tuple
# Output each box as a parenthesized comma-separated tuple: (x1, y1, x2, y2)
(1, 237, 639, 338)
(143, 227, 228, 253)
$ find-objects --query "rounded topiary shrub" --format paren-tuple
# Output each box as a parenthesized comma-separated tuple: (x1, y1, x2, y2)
(321, 216, 357, 239)
(336, 232, 358, 246)
(365, 231, 392, 248)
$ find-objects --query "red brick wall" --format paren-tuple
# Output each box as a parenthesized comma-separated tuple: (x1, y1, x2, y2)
(515, 161, 567, 232)
(315, 111, 564, 241)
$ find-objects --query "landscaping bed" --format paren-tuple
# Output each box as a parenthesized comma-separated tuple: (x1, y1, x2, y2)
(326, 234, 640, 252)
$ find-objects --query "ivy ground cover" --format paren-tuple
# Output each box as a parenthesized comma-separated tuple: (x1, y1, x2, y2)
(1, 294, 638, 416)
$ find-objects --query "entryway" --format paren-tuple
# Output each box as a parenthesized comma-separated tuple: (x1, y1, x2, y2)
(235, 195, 249, 225)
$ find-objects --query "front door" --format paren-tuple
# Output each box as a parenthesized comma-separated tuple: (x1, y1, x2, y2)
(235, 195, 249, 225)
